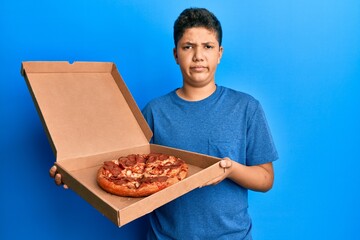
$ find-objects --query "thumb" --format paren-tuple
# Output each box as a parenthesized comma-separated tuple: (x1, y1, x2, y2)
(220, 158, 232, 168)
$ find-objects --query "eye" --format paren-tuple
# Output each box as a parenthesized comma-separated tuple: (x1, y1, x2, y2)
(183, 45, 192, 50)
(205, 44, 214, 49)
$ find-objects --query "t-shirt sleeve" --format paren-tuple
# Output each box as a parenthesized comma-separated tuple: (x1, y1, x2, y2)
(246, 102, 278, 166)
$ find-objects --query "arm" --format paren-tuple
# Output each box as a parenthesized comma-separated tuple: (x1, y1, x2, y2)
(206, 158, 274, 192)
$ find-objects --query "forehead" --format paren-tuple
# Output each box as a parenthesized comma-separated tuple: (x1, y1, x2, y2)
(179, 27, 218, 43)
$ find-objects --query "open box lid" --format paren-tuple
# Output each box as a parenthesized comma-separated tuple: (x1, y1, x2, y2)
(22, 61, 153, 161)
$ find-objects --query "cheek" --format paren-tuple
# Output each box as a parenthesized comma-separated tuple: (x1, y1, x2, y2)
(177, 60, 188, 74)
(177, 57, 191, 69)
(213, 53, 222, 65)
(208, 58, 220, 69)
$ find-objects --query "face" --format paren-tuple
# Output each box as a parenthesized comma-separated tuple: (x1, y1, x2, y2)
(174, 27, 223, 88)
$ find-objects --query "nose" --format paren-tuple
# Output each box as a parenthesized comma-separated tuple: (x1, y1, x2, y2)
(192, 47, 204, 62)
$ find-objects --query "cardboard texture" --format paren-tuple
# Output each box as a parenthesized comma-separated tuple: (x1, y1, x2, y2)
(22, 61, 224, 227)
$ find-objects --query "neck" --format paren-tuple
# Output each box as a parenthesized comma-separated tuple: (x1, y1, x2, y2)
(176, 83, 216, 101)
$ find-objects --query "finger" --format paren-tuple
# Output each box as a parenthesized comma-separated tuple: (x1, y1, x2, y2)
(54, 173, 62, 186)
(202, 176, 222, 187)
(49, 165, 57, 178)
(220, 158, 232, 169)
(206, 179, 221, 186)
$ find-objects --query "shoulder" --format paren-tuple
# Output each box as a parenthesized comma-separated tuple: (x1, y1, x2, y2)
(142, 91, 174, 110)
(219, 86, 260, 109)
(220, 86, 257, 100)
(141, 90, 177, 119)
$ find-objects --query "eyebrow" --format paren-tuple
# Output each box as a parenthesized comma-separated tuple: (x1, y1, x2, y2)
(182, 41, 217, 45)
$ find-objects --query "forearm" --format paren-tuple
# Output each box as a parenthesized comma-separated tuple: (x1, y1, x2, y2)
(227, 161, 274, 192)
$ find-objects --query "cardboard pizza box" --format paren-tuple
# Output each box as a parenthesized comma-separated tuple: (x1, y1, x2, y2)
(21, 61, 224, 227)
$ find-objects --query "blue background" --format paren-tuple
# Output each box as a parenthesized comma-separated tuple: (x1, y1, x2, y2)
(1, 1, 359, 239)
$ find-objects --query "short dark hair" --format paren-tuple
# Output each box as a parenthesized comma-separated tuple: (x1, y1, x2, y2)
(173, 8, 222, 47)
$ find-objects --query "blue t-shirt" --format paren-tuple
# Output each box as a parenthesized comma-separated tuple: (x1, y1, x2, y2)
(142, 86, 278, 240)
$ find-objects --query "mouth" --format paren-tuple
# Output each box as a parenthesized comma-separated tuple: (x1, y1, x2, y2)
(190, 66, 207, 72)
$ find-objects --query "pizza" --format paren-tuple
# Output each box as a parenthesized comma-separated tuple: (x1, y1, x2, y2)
(97, 153, 189, 197)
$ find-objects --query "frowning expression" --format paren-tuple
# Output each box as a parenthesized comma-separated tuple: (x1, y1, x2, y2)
(174, 27, 223, 88)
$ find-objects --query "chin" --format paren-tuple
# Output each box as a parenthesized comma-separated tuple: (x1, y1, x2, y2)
(186, 80, 214, 88)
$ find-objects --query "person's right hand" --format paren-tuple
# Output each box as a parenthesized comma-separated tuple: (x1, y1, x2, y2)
(49, 165, 68, 189)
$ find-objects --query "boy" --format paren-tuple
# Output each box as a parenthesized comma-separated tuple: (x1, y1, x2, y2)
(51, 8, 278, 239)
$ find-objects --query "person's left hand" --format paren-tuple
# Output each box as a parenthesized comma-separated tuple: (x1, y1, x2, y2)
(202, 157, 233, 186)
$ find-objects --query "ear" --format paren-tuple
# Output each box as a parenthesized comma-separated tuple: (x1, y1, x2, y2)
(173, 48, 179, 64)
(218, 46, 224, 64)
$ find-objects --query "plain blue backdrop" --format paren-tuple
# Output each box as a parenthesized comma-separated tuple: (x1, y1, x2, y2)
(1, 1, 359, 239)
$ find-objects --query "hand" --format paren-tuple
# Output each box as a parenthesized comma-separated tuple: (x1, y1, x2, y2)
(202, 157, 233, 186)
(49, 165, 68, 189)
